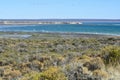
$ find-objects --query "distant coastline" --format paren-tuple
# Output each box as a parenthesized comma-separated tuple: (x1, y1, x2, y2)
(0, 19, 120, 25)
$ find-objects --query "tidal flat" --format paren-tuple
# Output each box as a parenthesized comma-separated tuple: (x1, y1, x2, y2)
(0, 32, 120, 80)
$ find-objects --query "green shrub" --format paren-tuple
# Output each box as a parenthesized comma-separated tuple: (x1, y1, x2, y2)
(32, 67, 67, 80)
(101, 45, 120, 66)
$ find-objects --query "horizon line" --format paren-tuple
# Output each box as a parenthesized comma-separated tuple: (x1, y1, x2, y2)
(0, 18, 120, 20)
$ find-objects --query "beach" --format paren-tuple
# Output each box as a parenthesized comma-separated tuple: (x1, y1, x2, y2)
(0, 31, 120, 39)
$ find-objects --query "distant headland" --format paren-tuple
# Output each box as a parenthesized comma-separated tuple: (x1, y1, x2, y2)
(0, 19, 120, 25)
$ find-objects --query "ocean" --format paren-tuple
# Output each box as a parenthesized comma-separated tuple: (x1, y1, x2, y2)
(0, 23, 120, 36)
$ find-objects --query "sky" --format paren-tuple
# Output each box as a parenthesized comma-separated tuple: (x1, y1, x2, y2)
(0, 0, 120, 19)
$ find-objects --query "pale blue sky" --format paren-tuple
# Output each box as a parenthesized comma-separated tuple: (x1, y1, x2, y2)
(0, 0, 120, 19)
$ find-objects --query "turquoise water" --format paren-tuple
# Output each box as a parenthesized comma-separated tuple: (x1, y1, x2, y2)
(0, 24, 120, 36)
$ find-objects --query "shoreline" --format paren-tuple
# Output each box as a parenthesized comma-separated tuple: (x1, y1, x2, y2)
(0, 31, 120, 39)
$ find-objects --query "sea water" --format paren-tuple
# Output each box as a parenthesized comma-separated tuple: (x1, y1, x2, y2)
(0, 23, 120, 36)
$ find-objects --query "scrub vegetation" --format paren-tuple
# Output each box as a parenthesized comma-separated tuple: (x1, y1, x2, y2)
(0, 33, 120, 80)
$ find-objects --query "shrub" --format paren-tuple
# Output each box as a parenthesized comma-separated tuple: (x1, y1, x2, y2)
(3, 69, 21, 80)
(17, 42, 27, 48)
(101, 45, 120, 66)
(32, 67, 67, 80)
(93, 70, 108, 79)
(17, 48, 28, 52)
(83, 57, 105, 71)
